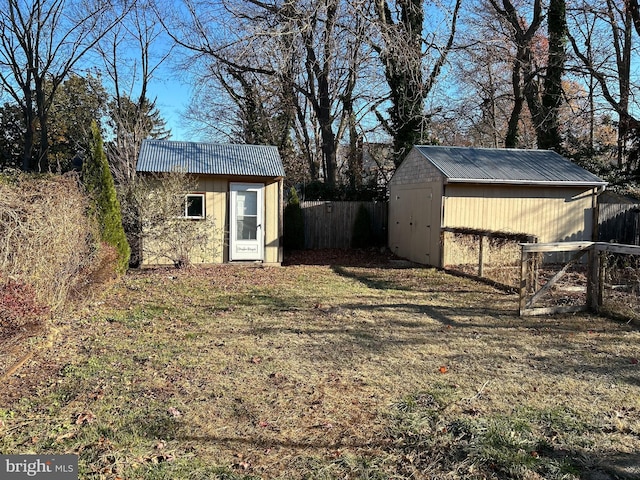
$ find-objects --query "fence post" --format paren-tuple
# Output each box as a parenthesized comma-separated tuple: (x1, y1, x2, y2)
(519, 245, 528, 315)
(479, 234, 486, 277)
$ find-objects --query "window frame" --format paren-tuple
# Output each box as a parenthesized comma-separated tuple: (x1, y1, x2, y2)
(184, 193, 206, 220)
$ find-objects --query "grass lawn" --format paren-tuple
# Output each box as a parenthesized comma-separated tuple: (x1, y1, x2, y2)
(1, 251, 640, 479)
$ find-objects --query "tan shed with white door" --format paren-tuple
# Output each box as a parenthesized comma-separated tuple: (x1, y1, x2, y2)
(136, 140, 284, 266)
(388, 146, 607, 267)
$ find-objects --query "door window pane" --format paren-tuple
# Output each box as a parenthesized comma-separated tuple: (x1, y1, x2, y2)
(237, 191, 257, 216)
(236, 217, 257, 240)
(236, 191, 257, 240)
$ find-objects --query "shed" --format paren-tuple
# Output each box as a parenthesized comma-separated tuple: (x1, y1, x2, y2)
(136, 139, 285, 266)
(388, 146, 607, 267)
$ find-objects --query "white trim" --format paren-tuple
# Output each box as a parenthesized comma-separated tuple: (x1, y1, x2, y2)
(184, 193, 206, 219)
(230, 183, 264, 261)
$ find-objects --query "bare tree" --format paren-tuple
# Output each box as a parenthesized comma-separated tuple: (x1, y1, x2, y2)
(568, 0, 640, 169)
(98, 0, 173, 184)
(488, 0, 544, 148)
(371, 0, 462, 166)
(163, 0, 373, 190)
(0, 0, 129, 172)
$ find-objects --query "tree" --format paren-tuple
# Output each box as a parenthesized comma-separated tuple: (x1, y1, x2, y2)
(567, 0, 639, 169)
(372, 0, 462, 165)
(0, 103, 24, 169)
(165, 0, 373, 189)
(0, 0, 128, 172)
(0, 73, 108, 172)
(83, 121, 130, 275)
(539, 0, 567, 151)
(47, 73, 108, 171)
(488, 0, 544, 148)
(99, 0, 173, 185)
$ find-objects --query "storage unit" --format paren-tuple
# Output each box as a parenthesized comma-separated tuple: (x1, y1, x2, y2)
(388, 146, 607, 267)
(136, 140, 285, 266)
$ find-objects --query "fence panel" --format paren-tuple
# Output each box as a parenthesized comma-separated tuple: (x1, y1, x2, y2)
(598, 203, 640, 245)
(300, 201, 387, 249)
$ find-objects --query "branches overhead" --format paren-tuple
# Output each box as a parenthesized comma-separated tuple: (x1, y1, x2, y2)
(0, 0, 130, 172)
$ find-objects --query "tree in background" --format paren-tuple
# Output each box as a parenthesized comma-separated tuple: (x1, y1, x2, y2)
(47, 73, 109, 171)
(99, 0, 173, 185)
(283, 187, 305, 251)
(0, 0, 128, 172)
(372, 0, 462, 166)
(0, 73, 108, 172)
(82, 121, 130, 274)
(0, 103, 24, 169)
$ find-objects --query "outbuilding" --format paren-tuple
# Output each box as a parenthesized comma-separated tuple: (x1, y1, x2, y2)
(388, 146, 607, 267)
(136, 139, 285, 266)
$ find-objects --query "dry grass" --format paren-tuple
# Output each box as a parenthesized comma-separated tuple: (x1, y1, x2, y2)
(1, 253, 639, 479)
(444, 231, 523, 288)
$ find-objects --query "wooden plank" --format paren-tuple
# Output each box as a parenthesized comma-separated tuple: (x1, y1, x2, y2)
(594, 243, 640, 255)
(519, 249, 528, 315)
(520, 241, 594, 253)
(521, 305, 588, 316)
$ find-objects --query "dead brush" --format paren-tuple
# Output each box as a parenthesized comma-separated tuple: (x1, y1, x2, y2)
(444, 231, 524, 288)
(0, 172, 108, 322)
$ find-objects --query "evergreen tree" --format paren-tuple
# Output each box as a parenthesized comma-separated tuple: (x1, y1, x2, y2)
(83, 121, 130, 274)
(283, 187, 305, 250)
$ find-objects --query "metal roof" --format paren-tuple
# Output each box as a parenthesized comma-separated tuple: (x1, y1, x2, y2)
(414, 146, 607, 187)
(136, 140, 285, 177)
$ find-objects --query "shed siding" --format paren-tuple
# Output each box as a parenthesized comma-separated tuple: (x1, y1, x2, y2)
(389, 148, 443, 185)
(443, 184, 596, 243)
(263, 180, 281, 264)
(140, 175, 282, 266)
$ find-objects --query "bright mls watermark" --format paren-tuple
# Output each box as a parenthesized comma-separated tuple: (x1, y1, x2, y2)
(0, 455, 78, 479)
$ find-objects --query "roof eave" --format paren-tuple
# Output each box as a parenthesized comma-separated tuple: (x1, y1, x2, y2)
(444, 178, 608, 188)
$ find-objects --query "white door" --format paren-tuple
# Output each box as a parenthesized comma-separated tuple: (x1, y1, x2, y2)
(230, 183, 264, 261)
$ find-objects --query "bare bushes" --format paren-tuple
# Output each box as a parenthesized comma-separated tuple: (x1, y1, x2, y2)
(122, 171, 222, 268)
(444, 228, 536, 288)
(0, 172, 108, 334)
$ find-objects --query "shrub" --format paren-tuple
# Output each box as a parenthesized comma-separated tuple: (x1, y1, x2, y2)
(0, 279, 50, 334)
(82, 121, 130, 274)
(351, 204, 373, 248)
(0, 172, 100, 312)
(132, 170, 222, 268)
(283, 187, 305, 250)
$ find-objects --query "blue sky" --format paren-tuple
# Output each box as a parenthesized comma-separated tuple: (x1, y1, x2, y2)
(148, 78, 192, 141)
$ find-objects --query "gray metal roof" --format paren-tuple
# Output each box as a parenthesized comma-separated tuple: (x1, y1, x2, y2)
(136, 140, 285, 177)
(415, 146, 606, 187)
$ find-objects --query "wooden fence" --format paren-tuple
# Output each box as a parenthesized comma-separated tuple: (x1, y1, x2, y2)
(519, 241, 640, 317)
(299, 201, 388, 249)
(598, 203, 640, 245)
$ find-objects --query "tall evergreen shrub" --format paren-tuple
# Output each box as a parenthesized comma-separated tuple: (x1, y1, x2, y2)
(283, 187, 305, 250)
(352, 204, 373, 248)
(83, 121, 130, 274)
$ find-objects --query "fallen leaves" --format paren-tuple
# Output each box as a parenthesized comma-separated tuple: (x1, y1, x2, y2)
(75, 411, 96, 425)
(167, 407, 182, 418)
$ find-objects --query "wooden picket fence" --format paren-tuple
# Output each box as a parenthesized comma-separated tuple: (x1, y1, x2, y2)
(299, 201, 388, 249)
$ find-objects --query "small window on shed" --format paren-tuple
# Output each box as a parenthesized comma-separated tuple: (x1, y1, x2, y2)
(185, 193, 205, 219)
